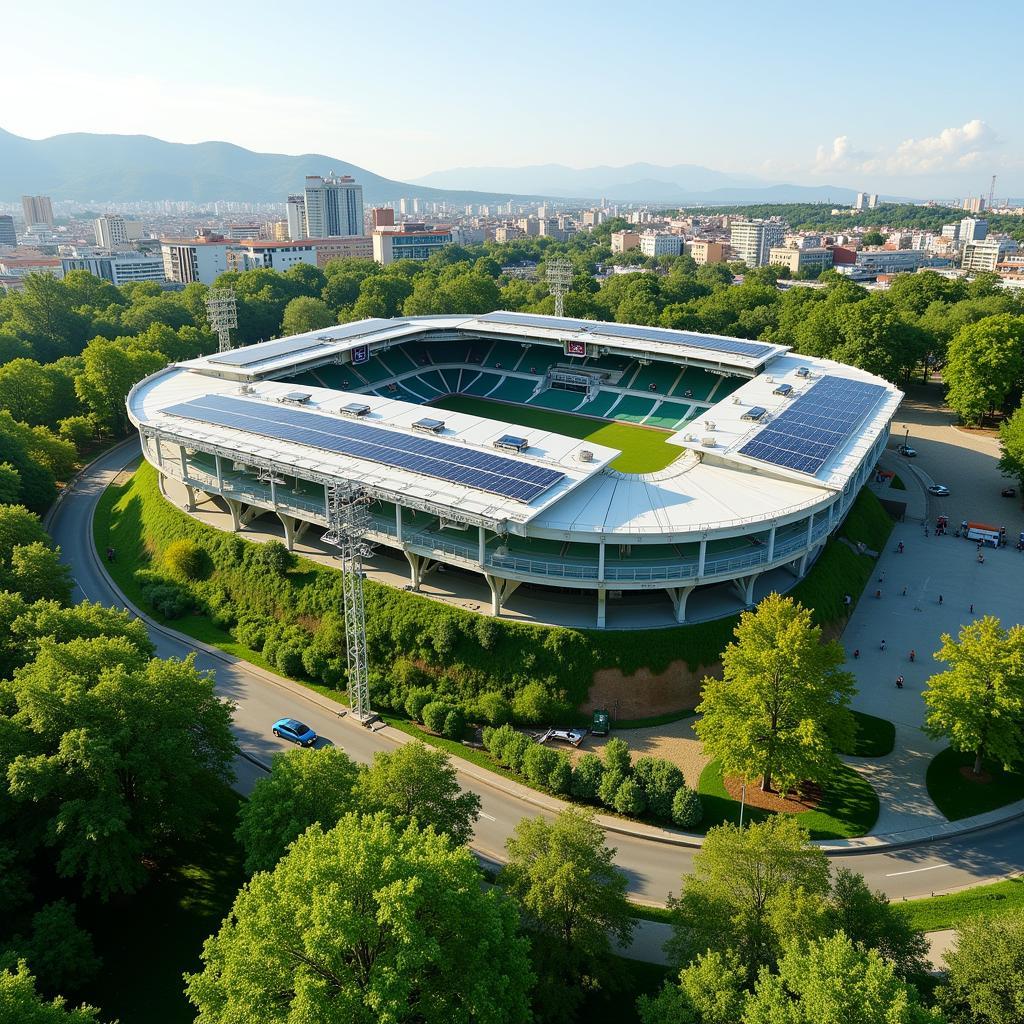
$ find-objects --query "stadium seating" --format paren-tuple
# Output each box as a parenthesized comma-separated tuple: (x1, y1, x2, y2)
(482, 339, 524, 369)
(643, 401, 694, 430)
(610, 395, 657, 423)
(529, 387, 589, 413)
(628, 361, 682, 394)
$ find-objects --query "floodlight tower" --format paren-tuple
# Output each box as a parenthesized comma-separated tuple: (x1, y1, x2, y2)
(545, 257, 574, 318)
(988, 174, 997, 210)
(324, 481, 375, 724)
(205, 288, 238, 353)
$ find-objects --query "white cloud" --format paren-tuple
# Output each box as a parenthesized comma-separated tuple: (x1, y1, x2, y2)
(814, 135, 856, 172)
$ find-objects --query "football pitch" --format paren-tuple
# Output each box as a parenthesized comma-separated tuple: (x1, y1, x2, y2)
(427, 395, 683, 473)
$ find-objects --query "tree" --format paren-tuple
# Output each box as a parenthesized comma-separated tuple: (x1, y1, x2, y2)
(944, 315, 1024, 425)
(666, 817, 830, 979)
(923, 617, 1024, 775)
(743, 932, 942, 1024)
(5, 642, 236, 898)
(0, 360, 78, 427)
(862, 230, 886, 246)
(354, 741, 480, 846)
(0, 504, 47, 564)
(695, 593, 855, 793)
(73, 338, 165, 435)
(235, 746, 358, 874)
(6, 543, 73, 605)
(1, 900, 100, 993)
(638, 949, 748, 1024)
(5, 274, 91, 362)
(280, 295, 336, 336)
(500, 809, 633, 1019)
(940, 911, 1024, 1024)
(185, 814, 533, 1024)
(998, 403, 1024, 492)
(0, 962, 106, 1023)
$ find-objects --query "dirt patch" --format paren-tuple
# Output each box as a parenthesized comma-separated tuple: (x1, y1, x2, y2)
(583, 659, 720, 718)
(959, 765, 993, 784)
(721, 773, 823, 813)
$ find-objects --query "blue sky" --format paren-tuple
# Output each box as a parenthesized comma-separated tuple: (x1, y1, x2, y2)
(8, 0, 1022, 196)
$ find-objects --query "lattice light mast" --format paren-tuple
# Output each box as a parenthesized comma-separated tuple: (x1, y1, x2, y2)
(205, 288, 238, 353)
(324, 482, 375, 723)
(545, 257, 574, 318)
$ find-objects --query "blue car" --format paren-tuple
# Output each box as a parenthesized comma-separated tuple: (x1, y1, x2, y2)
(272, 718, 318, 746)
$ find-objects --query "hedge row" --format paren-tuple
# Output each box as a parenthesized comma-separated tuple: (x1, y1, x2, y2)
(101, 462, 888, 723)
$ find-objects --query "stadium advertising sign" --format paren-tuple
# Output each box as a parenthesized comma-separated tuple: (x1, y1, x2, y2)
(565, 338, 588, 358)
(351, 345, 369, 365)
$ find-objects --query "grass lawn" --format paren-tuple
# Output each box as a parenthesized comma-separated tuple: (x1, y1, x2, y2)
(697, 759, 879, 839)
(428, 394, 681, 473)
(900, 876, 1024, 932)
(890, 474, 907, 490)
(581, 957, 670, 1023)
(926, 746, 1024, 821)
(78, 782, 244, 1024)
(839, 710, 896, 758)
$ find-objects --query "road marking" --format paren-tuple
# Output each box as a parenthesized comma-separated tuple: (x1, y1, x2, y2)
(478, 811, 496, 822)
(885, 862, 949, 877)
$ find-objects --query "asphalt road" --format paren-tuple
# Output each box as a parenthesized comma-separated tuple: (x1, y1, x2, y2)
(48, 440, 1024, 905)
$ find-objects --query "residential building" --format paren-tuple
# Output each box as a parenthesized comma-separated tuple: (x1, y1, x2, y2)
(21, 195, 54, 227)
(161, 238, 233, 285)
(688, 240, 728, 265)
(516, 217, 540, 236)
(768, 246, 834, 274)
(271, 220, 289, 240)
(0, 254, 62, 281)
(309, 236, 373, 266)
(639, 232, 682, 258)
(730, 219, 785, 267)
(94, 214, 132, 249)
(962, 196, 986, 214)
(610, 230, 640, 254)
(303, 174, 364, 238)
(941, 223, 960, 242)
(854, 192, 868, 211)
(286, 195, 306, 239)
(371, 207, 395, 228)
(962, 237, 1017, 274)
(784, 233, 822, 249)
(494, 225, 525, 243)
(959, 218, 988, 244)
(225, 224, 262, 240)
(228, 241, 317, 273)
(0, 215, 15, 247)
(61, 249, 166, 286)
(372, 224, 452, 265)
(846, 249, 926, 276)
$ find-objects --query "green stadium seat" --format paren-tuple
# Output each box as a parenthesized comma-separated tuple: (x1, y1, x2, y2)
(610, 395, 656, 423)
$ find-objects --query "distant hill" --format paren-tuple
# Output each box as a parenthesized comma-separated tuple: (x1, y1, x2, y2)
(0, 128, 538, 205)
(413, 161, 861, 205)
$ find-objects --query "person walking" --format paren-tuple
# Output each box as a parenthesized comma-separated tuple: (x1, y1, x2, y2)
(970, 603, 974, 615)
(880, 639, 887, 652)
(853, 649, 860, 659)
(909, 649, 915, 663)
(896, 675, 904, 689)
(938, 594, 944, 606)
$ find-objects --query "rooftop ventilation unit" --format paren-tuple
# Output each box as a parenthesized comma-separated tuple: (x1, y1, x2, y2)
(578, 449, 594, 463)
(742, 406, 767, 421)
(280, 390, 311, 404)
(239, 383, 255, 395)
(701, 436, 716, 448)
(412, 417, 445, 434)
(773, 383, 793, 396)
(339, 402, 371, 418)
(703, 420, 716, 431)
(495, 434, 529, 453)
(796, 366, 810, 377)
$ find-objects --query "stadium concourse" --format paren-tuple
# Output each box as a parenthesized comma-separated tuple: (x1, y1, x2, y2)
(127, 312, 901, 629)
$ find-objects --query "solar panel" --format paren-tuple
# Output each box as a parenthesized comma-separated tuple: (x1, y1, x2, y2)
(478, 311, 594, 333)
(737, 376, 888, 476)
(161, 395, 565, 504)
(209, 319, 401, 367)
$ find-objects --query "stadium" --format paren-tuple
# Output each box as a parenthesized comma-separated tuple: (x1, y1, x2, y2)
(127, 311, 902, 629)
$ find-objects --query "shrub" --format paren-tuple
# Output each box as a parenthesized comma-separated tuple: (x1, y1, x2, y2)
(481, 726, 496, 750)
(422, 701, 453, 735)
(548, 753, 572, 794)
(301, 646, 330, 682)
(163, 538, 208, 581)
(500, 731, 532, 773)
(475, 690, 514, 726)
(523, 744, 559, 789)
(571, 753, 604, 802)
(140, 580, 192, 618)
(404, 687, 435, 723)
(598, 769, 625, 808)
(613, 777, 646, 816)
(57, 415, 95, 450)
(634, 756, 685, 821)
(603, 737, 632, 777)
(233, 616, 267, 651)
(391, 656, 428, 691)
(275, 643, 305, 679)
(484, 723, 517, 762)
(512, 681, 554, 725)
(671, 786, 703, 829)
(442, 707, 465, 741)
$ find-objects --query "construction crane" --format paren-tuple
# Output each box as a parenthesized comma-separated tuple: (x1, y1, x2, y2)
(323, 482, 376, 724)
(988, 174, 997, 211)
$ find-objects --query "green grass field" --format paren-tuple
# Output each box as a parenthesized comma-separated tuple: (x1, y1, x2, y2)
(428, 394, 682, 473)
(926, 746, 1024, 821)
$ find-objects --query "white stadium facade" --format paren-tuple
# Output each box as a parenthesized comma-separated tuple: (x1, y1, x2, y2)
(127, 312, 902, 629)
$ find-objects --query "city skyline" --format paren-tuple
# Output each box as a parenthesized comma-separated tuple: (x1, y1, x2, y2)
(5, 0, 1022, 198)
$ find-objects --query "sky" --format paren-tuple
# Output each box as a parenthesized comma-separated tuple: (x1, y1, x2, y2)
(5, 0, 1023, 197)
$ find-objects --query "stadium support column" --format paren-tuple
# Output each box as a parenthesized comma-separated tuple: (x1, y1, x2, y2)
(666, 585, 695, 623)
(404, 551, 438, 590)
(732, 573, 760, 609)
(395, 506, 402, 542)
(697, 537, 707, 576)
(484, 574, 521, 617)
(598, 539, 605, 581)
(767, 525, 776, 561)
(805, 511, 814, 547)
(597, 589, 606, 627)
(478, 525, 486, 564)
(215, 454, 223, 491)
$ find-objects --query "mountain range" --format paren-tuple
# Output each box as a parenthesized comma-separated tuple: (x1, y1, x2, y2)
(413, 162, 862, 204)
(0, 128, 535, 205)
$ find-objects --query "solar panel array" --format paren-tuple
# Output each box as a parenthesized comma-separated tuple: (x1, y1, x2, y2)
(209, 319, 401, 367)
(162, 394, 565, 503)
(737, 376, 888, 476)
(476, 311, 773, 360)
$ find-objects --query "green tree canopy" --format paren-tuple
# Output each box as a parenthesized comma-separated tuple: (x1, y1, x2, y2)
(940, 910, 1024, 1024)
(186, 813, 533, 1024)
(944, 314, 1024, 425)
(0, 962, 106, 1023)
(280, 295, 336, 336)
(998, 403, 1024, 491)
(695, 593, 855, 793)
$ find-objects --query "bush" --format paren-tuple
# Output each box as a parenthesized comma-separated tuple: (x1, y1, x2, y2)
(442, 707, 465, 741)
(599, 769, 626, 808)
(571, 753, 605, 802)
(249, 539, 295, 576)
(603, 737, 632, 777)
(57, 415, 95, 450)
(275, 643, 305, 679)
(512, 680, 555, 725)
(634, 756, 685, 821)
(140, 579, 192, 618)
(523, 743, 559, 789)
(475, 690, 514, 726)
(162, 538, 208, 581)
(613, 777, 646, 816)
(233, 616, 267, 651)
(548, 753, 572, 794)
(404, 687, 435, 723)
(500, 731, 533, 773)
(481, 726, 495, 750)
(422, 701, 453, 735)
(671, 786, 703, 829)
(484, 723, 517, 762)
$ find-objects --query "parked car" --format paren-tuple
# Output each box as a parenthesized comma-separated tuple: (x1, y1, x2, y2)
(539, 727, 586, 747)
(927, 484, 950, 496)
(272, 718, 318, 746)
(1002, 486, 1017, 498)
(897, 444, 917, 457)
